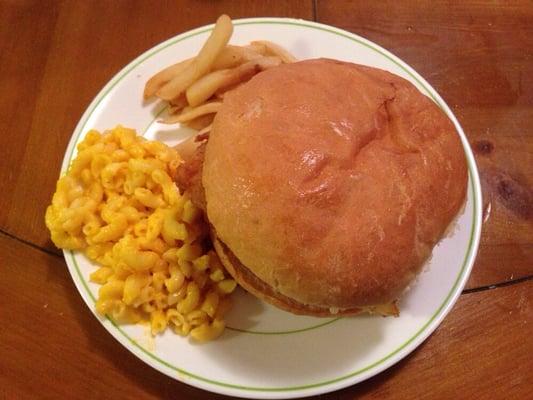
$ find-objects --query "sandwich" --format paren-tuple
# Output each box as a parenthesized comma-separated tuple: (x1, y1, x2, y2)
(177, 58, 467, 317)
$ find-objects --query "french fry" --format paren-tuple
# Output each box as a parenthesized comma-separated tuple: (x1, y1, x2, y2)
(167, 94, 188, 114)
(195, 124, 213, 142)
(211, 45, 263, 70)
(186, 56, 282, 107)
(183, 113, 214, 130)
(214, 84, 238, 100)
(198, 123, 213, 135)
(144, 58, 193, 99)
(167, 105, 180, 115)
(160, 102, 222, 124)
(186, 62, 257, 107)
(254, 56, 283, 70)
(213, 57, 282, 99)
(157, 15, 233, 101)
(147, 44, 261, 100)
(145, 14, 299, 127)
(186, 69, 236, 107)
(246, 42, 267, 55)
(251, 40, 297, 63)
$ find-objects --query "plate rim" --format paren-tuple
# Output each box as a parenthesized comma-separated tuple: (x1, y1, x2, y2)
(60, 17, 483, 399)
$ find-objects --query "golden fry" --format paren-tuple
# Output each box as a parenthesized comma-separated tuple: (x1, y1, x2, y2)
(144, 58, 193, 99)
(197, 123, 212, 137)
(160, 102, 222, 124)
(146, 14, 295, 127)
(211, 45, 263, 70)
(186, 56, 281, 107)
(254, 55, 283, 69)
(157, 15, 233, 101)
(245, 42, 267, 55)
(183, 114, 214, 130)
(251, 40, 297, 63)
(186, 69, 232, 107)
(146, 44, 253, 100)
(167, 94, 188, 114)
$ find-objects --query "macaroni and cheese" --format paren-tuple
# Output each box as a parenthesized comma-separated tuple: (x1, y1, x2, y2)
(45, 126, 235, 342)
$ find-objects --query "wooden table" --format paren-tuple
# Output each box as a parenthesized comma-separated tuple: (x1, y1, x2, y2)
(1, 1, 531, 398)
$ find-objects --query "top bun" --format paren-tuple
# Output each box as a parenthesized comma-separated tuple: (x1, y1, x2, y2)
(203, 58, 467, 314)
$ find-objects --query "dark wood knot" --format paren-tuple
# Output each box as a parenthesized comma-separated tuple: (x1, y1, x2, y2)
(496, 177, 532, 220)
(473, 140, 494, 155)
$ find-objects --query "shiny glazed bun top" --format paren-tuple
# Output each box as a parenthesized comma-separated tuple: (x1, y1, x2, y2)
(202, 58, 467, 315)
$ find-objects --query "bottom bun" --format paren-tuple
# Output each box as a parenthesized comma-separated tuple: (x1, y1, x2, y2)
(211, 230, 399, 317)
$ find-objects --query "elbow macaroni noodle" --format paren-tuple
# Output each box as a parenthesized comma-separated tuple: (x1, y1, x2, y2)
(45, 126, 236, 342)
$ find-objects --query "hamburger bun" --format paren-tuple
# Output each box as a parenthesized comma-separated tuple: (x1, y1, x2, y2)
(202, 58, 467, 316)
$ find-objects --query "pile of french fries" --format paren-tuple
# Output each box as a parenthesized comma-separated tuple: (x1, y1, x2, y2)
(144, 15, 297, 135)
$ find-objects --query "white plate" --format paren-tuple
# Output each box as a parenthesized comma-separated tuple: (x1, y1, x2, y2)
(61, 18, 482, 399)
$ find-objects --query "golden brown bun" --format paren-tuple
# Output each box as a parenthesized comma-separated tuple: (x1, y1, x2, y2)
(212, 231, 399, 316)
(203, 58, 467, 313)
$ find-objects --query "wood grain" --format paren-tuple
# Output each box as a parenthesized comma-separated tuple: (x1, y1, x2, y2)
(0, 0, 313, 254)
(458, 106, 533, 286)
(315, 0, 533, 288)
(1, 232, 531, 399)
(330, 280, 533, 400)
